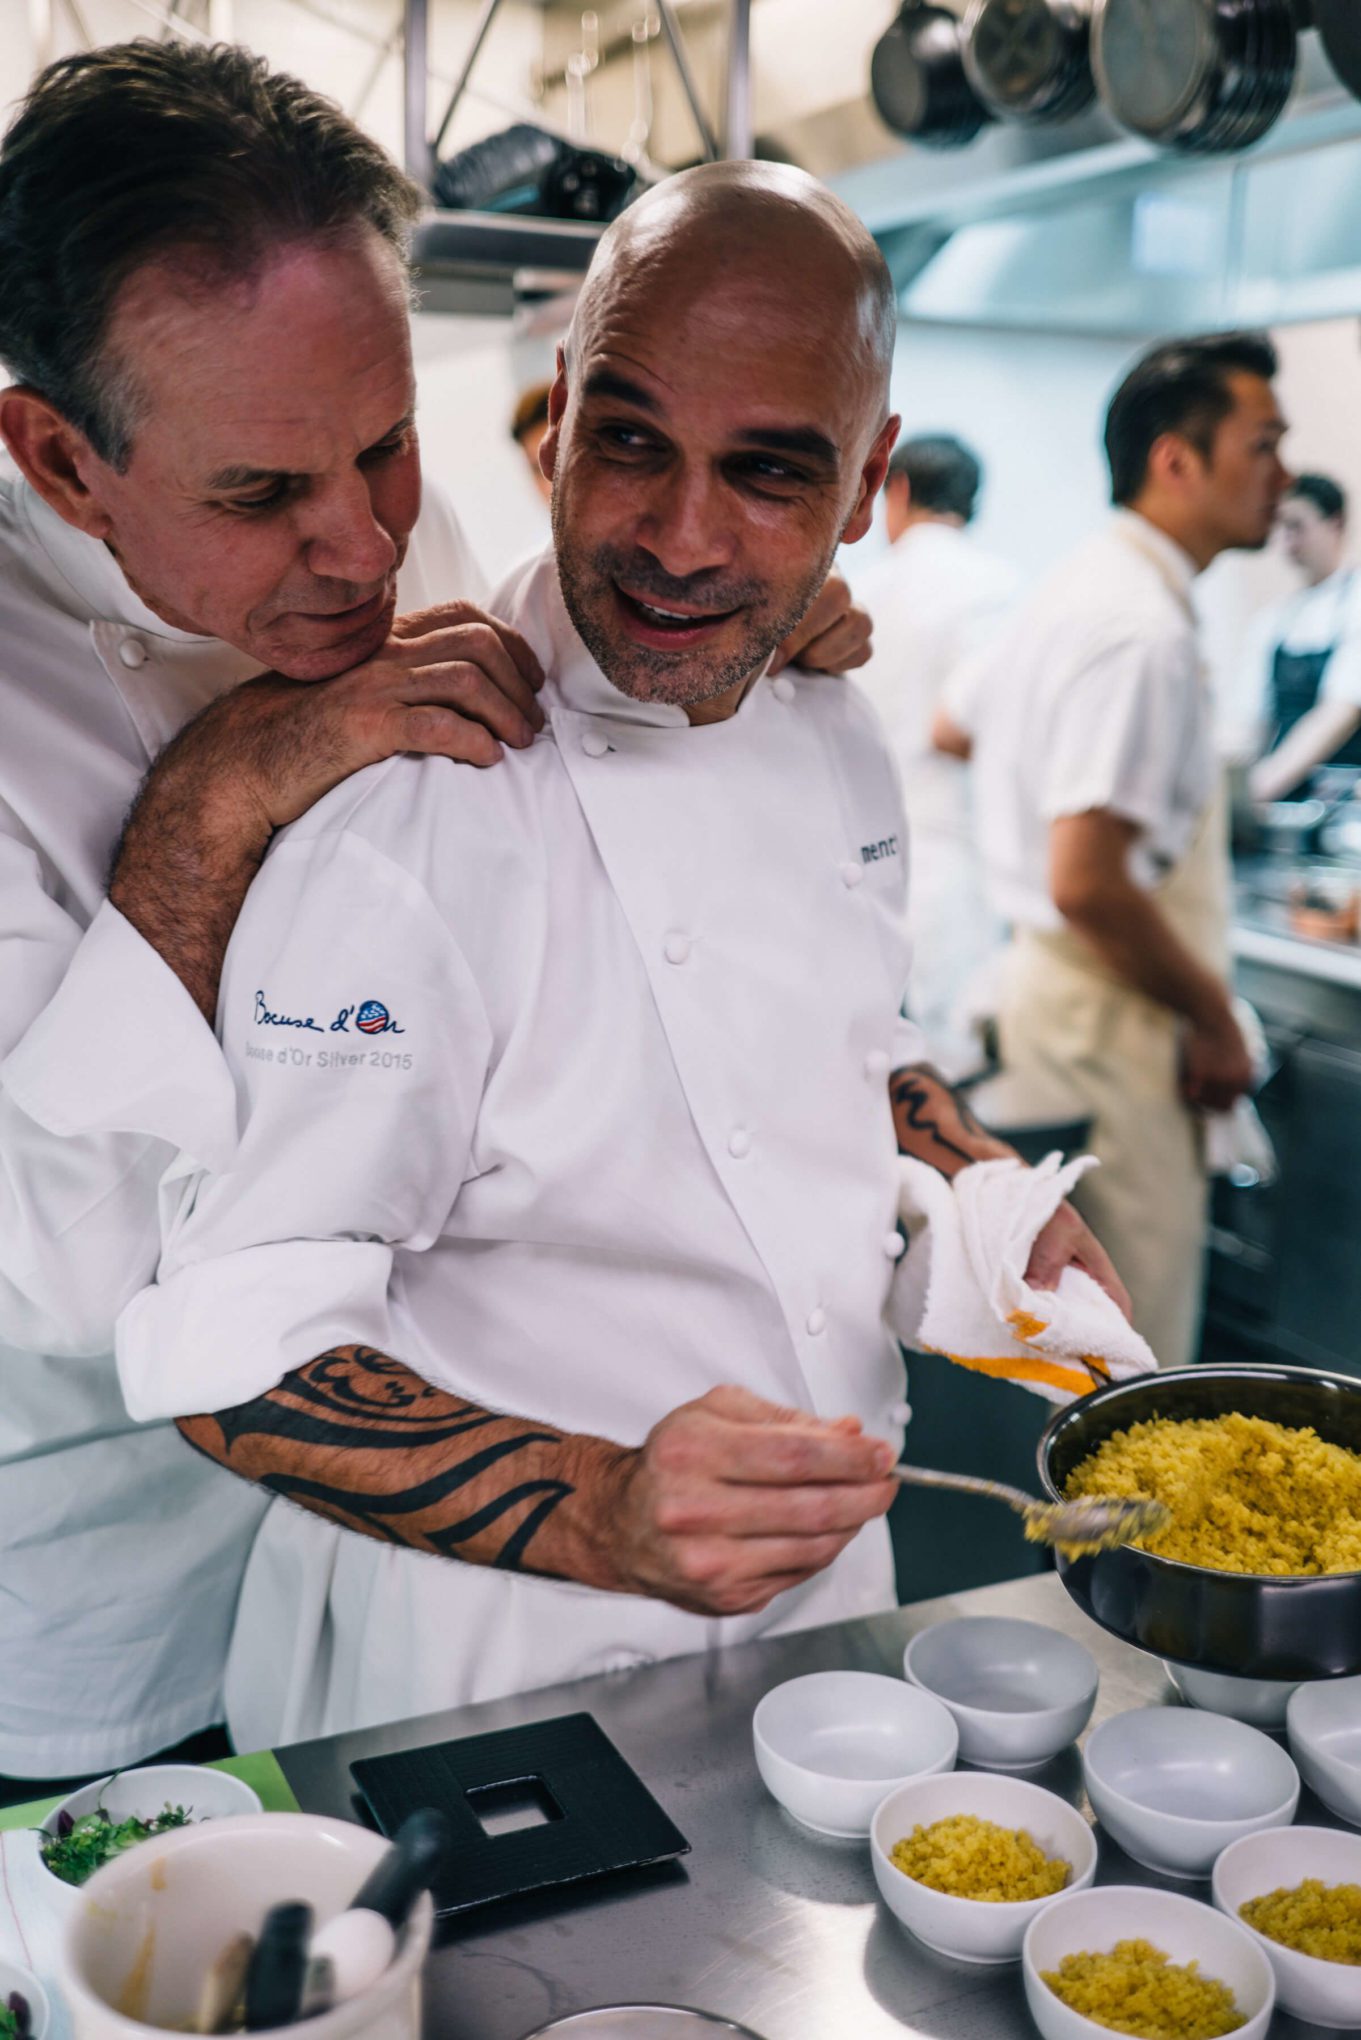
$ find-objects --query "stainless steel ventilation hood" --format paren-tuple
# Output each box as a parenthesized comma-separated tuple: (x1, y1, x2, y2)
(831, 32, 1361, 336)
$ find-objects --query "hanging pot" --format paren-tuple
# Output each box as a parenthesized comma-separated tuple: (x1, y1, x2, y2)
(1092, 0, 1297, 153)
(871, 0, 996, 148)
(1316, 0, 1361, 102)
(962, 0, 1096, 123)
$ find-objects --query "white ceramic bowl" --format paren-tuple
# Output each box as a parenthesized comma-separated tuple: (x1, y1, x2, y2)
(1165, 1661, 1298, 1731)
(0, 1957, 49, 2040)
(752, 1671, 957, 1837)
(61, 1811, 432, 2040)
(903, 1618, 1098, 1771)
(1288, 1674, 1361, 1825)
(1214, 1823, 1361, 2029)
(39, 1764, 262, 1912)
(1082, 1706, 1299, 1880)
(869, 1769, 1096, 1965)
(1023, 1882, 1275, 2040)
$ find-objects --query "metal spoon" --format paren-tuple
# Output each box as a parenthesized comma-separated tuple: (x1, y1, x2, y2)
(892, 1463, 1171, 1553)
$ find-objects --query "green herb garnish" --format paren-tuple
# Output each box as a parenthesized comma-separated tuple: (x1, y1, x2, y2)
(40, 1801, 192, 1887)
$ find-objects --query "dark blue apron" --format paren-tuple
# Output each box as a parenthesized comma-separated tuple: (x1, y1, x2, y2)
(1268, 573, 1361, 796)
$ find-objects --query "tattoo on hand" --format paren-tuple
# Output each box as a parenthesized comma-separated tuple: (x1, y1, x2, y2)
(181, 1345, 575, 1574)
(890, 1067, 977, 1165)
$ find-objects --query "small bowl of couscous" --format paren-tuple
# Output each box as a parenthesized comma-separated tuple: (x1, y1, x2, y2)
(869, 1768, 1095, 1964)
(1213, 1823, 1361, 2029)
(1023, 1883, 1275, 2040)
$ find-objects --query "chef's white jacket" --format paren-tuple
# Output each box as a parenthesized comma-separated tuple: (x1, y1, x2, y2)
(0, 460, 485, 1775)
(961, 512, 1217, 931)
(853, 522, 1021, 1071)
(117, 547, 923, 1750)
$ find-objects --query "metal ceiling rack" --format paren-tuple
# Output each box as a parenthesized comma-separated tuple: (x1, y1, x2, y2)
(402, 0, 753, 309)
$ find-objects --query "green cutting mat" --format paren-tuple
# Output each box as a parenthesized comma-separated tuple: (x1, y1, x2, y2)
(0, 1748, 299, 1832)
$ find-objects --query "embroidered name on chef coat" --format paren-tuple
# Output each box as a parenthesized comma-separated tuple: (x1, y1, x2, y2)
(860, 835, 900, 865)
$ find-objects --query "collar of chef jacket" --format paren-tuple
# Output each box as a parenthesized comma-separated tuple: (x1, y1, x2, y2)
(18, 481, 263, 758)
(1109, 507, 1201, 626)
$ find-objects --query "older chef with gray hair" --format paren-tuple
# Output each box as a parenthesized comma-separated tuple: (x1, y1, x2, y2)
(117, 159, 1120, 1749)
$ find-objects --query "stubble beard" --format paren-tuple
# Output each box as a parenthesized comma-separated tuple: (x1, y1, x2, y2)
(552, 513, 836, 710)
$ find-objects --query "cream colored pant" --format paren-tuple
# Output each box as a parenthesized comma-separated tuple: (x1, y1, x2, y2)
(997, 934, 1208, 1372)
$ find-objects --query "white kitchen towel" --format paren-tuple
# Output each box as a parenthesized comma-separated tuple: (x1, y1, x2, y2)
(0, 1828, 73, 2040)
(1203, 998, 1278, 1186)
(887, 1151, 1158, 1404)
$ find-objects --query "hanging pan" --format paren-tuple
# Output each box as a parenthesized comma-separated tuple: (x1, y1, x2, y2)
(871, 0, 996, 147)
(963, 0, 1096, 123)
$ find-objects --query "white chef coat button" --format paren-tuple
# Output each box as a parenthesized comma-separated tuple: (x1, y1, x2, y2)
(664, 931, 691, 965)
(864, 1048, 890, 1082)
(771, 675, 796, 705)
(807, 1306, 827, 1337)
(117, 637, 148, 669)
(883, 1231, 906, 1260)
(727, 1127, 751, 1159)
(841, 860, 864, 889)
(580, 730, 610, 758)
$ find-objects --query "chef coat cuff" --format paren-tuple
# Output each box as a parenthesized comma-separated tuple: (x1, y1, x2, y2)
(116, 1240, 396, 1420)
(0, 901, 238, 1173)
(890, 1013, 931, 1074)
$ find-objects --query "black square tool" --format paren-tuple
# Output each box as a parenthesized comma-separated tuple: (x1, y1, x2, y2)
(351, 1712, 690, 1916)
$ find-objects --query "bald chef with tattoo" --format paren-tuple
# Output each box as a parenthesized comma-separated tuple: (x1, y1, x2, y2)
(118, 163, 1121, 1748)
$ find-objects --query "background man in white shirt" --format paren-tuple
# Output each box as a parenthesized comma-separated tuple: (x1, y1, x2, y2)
(120, 162, 1123, 1748)
(1233, 474, 1361, 801)
(853, 435, 1021, 1072)
(967, 333, 1288, 1370)
(0, 40, 877, 1793)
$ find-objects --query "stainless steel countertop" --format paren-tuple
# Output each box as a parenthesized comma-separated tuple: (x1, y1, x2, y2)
(1234, 866, 1361, 990)
(277, 1572, 1348, 2040)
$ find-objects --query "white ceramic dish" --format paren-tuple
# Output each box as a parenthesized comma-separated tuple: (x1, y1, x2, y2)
(1214, 1823, 1361, 2029)
(903, 1617, 1098, 1771)
(869, 1768, 1096, 1965)
(0, 1957, 49, 2040)
(61, 1811, 432, 2040)
(1165, 1661, 1298, 1731)
(1288, 1674, 1361, 1826)
(752, 1670, 957, 1837)
(1023, 1882, 1275, 2040)
(1082, 1706, 1299, 1879)
(517, 2014, 766, 2037)
(39, 1763, 262, 1912)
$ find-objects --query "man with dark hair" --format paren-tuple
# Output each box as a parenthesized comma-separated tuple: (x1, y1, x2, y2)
(116, 161, 1121, 1748)
(0, 36, 545, 1794)
(511, 382, 554, 507)
(853, 433, 1020, 1070)
(965, 332, 1290, 1370)
(886, 434, 983, 525)
(0, 40, 878, 1790)
(1232, 472, 1361, 800)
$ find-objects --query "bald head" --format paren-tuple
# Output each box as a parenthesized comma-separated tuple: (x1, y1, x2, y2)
(541, 161, 900, 721)
(570, 161, 896, 424)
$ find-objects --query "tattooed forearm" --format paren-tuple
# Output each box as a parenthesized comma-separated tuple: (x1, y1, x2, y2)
(177, 1345, 630, 1584)
(890, 1064, 1015, 1178)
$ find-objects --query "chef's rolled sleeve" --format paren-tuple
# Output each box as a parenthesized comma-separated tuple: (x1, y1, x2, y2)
(116, 823, 490, 1421)
(117, 1240, 396, 1419)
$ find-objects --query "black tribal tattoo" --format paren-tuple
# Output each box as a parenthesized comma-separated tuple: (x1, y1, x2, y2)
(890, 1063, 991, 1170)
(180, 1345, 580, 1575)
